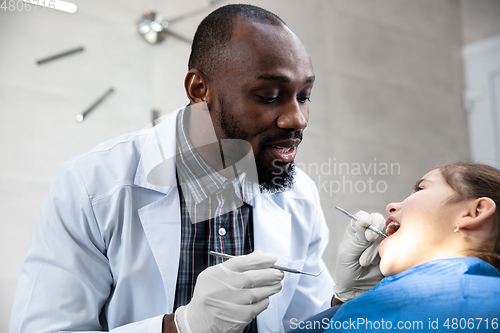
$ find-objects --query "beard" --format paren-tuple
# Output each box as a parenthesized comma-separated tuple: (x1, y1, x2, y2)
(255, 151, 297, 194)
(217, 97, 300, 194)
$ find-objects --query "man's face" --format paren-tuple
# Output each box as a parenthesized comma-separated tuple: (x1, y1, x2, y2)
(207, 19, 314, 192)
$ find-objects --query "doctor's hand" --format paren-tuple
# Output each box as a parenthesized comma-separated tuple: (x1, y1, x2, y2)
(174, 251, 284, 333)
(333, 211, 385, 303)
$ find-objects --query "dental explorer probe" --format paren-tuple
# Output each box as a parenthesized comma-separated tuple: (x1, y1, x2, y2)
(335, 206, 388, 238)
(209, 251, 325, 277)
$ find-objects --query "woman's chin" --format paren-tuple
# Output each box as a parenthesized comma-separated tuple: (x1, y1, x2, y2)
(379, 258, 399, 277)
(380, 266, 391, 277)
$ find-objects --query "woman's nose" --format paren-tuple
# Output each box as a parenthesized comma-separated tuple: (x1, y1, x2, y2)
(386, 202, 402, 215)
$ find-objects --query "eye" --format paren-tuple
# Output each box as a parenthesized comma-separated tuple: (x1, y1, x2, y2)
(412, 185, 424, 194)
(260, 96, 279, 104)
(297, 96, 311, 104)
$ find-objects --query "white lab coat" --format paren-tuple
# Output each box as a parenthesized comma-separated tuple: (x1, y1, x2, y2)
(9, 108, 334, 333)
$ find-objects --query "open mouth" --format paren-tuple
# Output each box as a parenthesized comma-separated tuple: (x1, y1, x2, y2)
(385, 221, 400, 237)
(273, 146, 293, 153)
(269, 141, 298, 163)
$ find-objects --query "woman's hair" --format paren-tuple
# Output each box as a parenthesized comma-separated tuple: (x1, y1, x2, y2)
(438, 162, 500, 269)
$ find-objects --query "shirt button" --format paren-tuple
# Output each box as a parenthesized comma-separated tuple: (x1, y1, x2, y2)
(219, 227, 227, 236)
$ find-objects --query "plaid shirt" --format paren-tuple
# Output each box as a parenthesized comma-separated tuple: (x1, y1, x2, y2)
(173, 108, 257, 331)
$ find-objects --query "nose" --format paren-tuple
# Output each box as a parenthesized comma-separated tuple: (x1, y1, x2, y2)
(277, 99, 308, 131)
(386, 202, 401, 215)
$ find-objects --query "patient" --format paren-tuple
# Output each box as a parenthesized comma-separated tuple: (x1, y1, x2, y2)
(291, 162, 500, 332)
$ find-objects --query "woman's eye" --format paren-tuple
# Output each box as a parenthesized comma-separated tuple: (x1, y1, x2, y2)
(412, 186, 424, 194)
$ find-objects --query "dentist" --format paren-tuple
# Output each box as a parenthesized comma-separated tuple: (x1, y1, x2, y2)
(9, 4, 334, 333)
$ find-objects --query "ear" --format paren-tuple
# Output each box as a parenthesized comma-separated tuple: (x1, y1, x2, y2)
(184, 69, 210, 105)
(460, 197, 496, 230)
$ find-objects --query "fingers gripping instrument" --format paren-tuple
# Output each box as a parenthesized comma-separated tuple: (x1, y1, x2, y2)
(174, 251, 284, 333)
(332, 209, 385, 302)
(335, 206, 387, 238)
(210, 251, 325, 277)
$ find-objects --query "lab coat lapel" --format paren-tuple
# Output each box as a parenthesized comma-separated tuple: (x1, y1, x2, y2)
(134, 109, 180, 192)
(135, 109, 182, 312)
(253, 193, 291, 333)
(138, 188, 181, 313)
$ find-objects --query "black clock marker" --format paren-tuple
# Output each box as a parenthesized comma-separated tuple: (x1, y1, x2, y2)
(36, 46, 84, 65)
(76, 88, 114, 123)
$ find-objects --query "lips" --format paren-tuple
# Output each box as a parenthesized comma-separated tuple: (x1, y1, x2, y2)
(385, 216, 401, 237)
(269, 139, 300, 163)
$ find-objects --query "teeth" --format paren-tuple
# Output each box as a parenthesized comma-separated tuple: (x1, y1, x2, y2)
(385, 221, 401, 236)
(275, 147, 292, 153)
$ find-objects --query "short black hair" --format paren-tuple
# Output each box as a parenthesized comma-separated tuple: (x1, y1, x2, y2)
(188, 4, 286, 77)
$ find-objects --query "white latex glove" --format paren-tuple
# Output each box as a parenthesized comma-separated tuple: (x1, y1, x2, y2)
(333, 211, 385, 302)
(174, 251, 284, 333)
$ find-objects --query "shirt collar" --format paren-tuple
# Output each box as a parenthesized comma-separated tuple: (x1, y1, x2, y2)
(175, 107, 257, 206)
